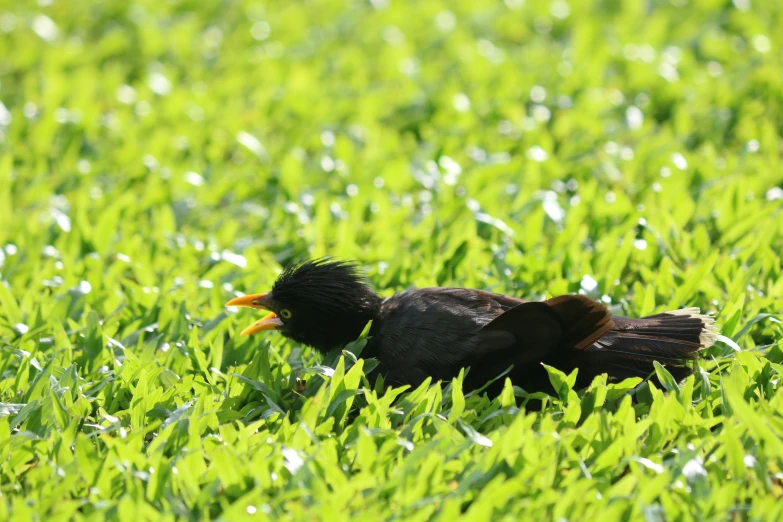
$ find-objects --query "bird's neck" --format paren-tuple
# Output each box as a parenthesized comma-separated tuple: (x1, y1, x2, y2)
(365, 292, 384, 318)
(338, 292, 383, 343)
(310, 292, 383, 354)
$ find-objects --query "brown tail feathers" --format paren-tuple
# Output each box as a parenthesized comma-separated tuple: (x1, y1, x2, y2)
(567, 304, 718, 386)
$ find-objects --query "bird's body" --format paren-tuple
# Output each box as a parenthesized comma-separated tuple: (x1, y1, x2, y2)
(227, 259, 718, 396)
(364, 287, 715, 394)
(364, 288, 522, 391)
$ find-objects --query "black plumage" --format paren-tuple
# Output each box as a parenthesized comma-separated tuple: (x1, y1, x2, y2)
(226, 259, 718, 395)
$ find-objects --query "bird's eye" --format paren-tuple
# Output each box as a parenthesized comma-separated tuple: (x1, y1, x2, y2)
(280, 308, 292, 320)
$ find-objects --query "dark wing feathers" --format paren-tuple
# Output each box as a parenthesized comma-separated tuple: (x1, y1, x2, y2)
(469, 289, 527, 311)
(476, 294, 613, 354)
(544, 295, 615, 349)
(477, 301, 564, 361)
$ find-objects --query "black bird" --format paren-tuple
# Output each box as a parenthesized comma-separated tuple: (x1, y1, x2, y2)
(226, 259, 718, 395)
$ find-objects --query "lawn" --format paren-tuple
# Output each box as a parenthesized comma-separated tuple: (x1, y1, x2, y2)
(1, 0, 782, 520)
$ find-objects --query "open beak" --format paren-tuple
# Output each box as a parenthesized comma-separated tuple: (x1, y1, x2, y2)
(226, 292, 283, 336)
(238, 313, 283, 336)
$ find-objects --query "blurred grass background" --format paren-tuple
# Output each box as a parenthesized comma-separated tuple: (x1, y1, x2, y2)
(1, 0, 782, 520)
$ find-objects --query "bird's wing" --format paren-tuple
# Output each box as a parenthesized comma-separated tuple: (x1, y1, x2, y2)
(543, 294, 615, 349)
(477, 301, 565, 362)
(477, 294, 614, 357)
(469, 289, 527, 311)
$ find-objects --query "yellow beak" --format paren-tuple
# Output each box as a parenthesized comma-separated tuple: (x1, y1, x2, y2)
(225, 293, 270, 309)
(239, 312, 283, 336)
(226, 292, 282, 335)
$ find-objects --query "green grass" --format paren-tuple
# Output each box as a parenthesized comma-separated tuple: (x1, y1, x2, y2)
(1, 0, 783, 519)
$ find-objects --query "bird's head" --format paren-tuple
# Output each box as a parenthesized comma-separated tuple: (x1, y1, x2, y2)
(225, 258, 381, 353)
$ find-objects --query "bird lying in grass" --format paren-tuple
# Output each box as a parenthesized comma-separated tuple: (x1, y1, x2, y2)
(226, 258, 718, 396)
